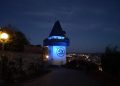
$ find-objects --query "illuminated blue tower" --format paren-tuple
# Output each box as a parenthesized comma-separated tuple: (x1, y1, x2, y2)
(43, 21, 69, 65)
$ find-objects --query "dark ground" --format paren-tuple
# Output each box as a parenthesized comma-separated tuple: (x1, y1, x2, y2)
(1, 67, 120, 86)
(12, 67, 120, 86)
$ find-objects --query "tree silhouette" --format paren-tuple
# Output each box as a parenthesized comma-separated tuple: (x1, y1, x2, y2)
(101, 46, 120, 77)
(0, 25, 30, 51)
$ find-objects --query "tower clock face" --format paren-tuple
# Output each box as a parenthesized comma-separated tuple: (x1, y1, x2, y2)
(56, 47, 65, 57)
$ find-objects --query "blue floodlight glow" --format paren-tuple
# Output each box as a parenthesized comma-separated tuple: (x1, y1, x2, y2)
(48, 46, 66, 65)
(48, 36, 64, 40)
(43, 21, 69, 65)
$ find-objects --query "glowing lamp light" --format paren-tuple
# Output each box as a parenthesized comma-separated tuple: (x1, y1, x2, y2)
(0, 32, 9, 40)
(46, 55, 49, 59)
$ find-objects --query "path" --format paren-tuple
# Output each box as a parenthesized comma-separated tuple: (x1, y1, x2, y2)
(21, 68, 104, 86)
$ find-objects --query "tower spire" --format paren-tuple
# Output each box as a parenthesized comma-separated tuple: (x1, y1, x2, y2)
(49, 20, 66, 37)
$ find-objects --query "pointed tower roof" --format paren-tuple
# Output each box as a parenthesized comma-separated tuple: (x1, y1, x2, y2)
(43, 20, 69, 46)
(49, 20, 66, 37)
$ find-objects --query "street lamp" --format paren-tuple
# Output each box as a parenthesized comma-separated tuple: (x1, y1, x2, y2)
(0, 32, 9, 79)
(0, 32, 9, 40)
(0, 32, 9, 50)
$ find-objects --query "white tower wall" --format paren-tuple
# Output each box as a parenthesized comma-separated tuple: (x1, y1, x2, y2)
(48, 46, 66, 65)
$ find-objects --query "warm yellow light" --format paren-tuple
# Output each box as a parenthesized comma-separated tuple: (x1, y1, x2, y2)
(46, 55, 49, 59)
(0, 32, 9, 40)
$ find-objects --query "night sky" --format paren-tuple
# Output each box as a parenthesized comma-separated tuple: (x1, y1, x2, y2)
(0, 0, 120, 53)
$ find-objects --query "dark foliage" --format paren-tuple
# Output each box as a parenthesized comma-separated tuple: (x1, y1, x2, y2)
(6, 31, 30, 51)
(0, 56, 49, 83)
(101, 46, 120, 77)
(66, 60, 99, 72)
(0, 26, 30, 51)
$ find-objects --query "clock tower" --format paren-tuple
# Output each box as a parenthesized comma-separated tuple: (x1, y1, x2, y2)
(43, 21, 69, 65)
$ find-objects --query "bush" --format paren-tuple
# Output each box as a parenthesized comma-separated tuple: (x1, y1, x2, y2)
(101, 46, 120, 77)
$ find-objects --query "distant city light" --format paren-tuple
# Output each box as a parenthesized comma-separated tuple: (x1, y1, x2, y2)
(99, 66, 103, 71)
(68, 59, 71, 62)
